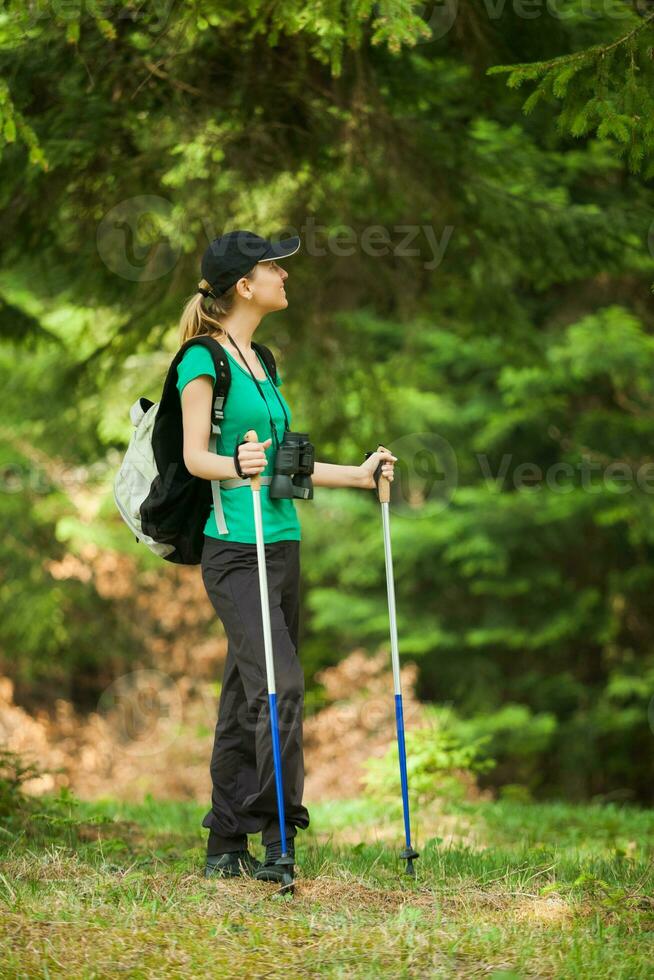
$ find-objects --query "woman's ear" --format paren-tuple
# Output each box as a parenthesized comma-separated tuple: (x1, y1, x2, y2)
(234, 275, 252, 300)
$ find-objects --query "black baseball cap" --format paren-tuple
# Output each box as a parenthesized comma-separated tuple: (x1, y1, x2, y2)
(198, 230, 301, 298)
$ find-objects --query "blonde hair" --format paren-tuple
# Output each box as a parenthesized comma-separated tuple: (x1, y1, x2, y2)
(178, 264, 259, 348)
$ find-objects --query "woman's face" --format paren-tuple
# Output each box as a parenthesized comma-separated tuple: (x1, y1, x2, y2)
(249, 259, 289, 311)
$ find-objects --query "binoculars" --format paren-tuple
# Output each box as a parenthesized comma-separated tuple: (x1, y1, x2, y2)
(269, 430, 315, 500)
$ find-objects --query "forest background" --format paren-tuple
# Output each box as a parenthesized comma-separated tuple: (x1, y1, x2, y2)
(1, 0, 654, 807)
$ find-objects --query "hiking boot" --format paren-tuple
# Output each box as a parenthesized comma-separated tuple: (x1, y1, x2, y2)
(253, 838, 295, 894)
(204, 848, 262, 879)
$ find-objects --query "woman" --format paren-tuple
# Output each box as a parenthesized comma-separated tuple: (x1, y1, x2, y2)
(177, 230, 397, 885)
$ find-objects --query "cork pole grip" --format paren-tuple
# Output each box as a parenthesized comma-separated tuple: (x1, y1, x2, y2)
(244, 429, 262, 490)
(377, 443, 391, 504)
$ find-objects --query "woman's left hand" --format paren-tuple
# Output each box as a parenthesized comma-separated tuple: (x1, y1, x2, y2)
(359, 446, 397, 490)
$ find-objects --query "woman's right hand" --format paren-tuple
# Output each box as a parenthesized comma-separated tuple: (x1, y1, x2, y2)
(237, 437, 272, 476)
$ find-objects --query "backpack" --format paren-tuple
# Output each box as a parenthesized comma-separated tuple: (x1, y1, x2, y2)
(112, 334, 279, 565)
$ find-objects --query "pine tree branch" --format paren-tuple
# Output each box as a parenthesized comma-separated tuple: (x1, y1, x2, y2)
(488, 11, 654, 80)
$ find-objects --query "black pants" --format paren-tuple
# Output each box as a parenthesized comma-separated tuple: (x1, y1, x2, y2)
(200, 535, 310, 849)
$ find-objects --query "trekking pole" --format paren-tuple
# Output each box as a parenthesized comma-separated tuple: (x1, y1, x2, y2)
(244, 429, 295, 895)
(366, 446, 420, 877)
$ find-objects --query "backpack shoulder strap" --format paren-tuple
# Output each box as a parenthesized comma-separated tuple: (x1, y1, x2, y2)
(179, 335, 232, 431)
(252, 341, 279, 385)
(160, 334, 231, 423)
(173, 335, 234, 535)
(153, 336, 232, 533)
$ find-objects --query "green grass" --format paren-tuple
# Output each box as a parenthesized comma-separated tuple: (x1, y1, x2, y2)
(1, 788, 652, 978)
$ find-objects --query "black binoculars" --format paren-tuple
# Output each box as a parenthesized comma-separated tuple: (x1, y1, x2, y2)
(269, 430, 315, 500)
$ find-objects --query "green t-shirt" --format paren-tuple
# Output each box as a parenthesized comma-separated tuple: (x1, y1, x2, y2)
(176, 343, 302, 544)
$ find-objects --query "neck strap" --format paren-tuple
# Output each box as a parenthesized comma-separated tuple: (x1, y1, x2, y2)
(226, 333, 290, 448)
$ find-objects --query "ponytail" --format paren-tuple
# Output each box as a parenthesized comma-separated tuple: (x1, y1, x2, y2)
(178, 265, 258, 348)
